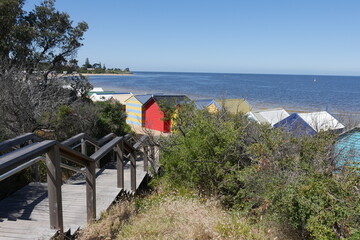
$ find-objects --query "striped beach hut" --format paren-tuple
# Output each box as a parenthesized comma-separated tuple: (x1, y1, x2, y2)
(194, 99, 221, 113)
(125, 94, 153, 126)
(215, 99, 252, 114)
(274, 111, 345, 136)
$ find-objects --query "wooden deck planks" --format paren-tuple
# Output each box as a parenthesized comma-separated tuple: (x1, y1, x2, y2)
(0, 160, 147, 240)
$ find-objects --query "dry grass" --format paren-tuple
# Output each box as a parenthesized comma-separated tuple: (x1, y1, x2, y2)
(77, 200, 136, 240)
(77, 186, 297, 240)
(117, 196, 267, 240)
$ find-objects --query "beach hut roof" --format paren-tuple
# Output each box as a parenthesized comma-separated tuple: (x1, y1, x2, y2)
(131, 94, 154, 104)
(215, 99, 252, 114)
(274, 111, 345, 135)
(247, 108, 290, 126)
(194, 99, 221, 110)
(151, 95, 190, 107)
(297, 111, 345, 132)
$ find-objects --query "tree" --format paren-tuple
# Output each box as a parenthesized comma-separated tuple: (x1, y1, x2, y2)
(84, 57, 92, 68)
(0, 0, 91, 138)
(0, 0, 88, 81)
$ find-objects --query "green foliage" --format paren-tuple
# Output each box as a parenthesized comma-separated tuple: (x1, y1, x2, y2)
(43, 100, 131, 141)
(0, 0, 88, 75)
(94, 101, 132, 138)
(160, 108, 252, 195)
(159, 104, 360, 239)
(273, 172, 359, 239)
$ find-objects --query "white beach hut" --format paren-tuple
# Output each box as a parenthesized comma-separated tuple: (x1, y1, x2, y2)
(90, 93, 113, 102)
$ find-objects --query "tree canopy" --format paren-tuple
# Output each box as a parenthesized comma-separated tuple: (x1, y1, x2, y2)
(0, 0, 88, 79)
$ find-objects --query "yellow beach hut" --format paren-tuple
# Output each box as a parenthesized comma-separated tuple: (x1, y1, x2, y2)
(215, 99, 252, 114)
(194, 99, 221, 113)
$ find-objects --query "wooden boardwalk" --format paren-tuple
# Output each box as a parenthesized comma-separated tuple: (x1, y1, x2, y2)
(0, 160, 148, 239)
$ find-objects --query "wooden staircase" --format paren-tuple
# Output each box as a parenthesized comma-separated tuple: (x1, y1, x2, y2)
(0, 132, 158, 239)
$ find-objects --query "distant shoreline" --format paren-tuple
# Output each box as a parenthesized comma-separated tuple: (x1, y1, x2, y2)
(82, 73, 134, 76)
(87, 74, 360, 122)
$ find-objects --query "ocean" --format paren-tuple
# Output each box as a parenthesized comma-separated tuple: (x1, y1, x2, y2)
(88, 72, 360, 115)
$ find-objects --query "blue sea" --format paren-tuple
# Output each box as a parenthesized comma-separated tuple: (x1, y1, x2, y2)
(88, 72, 360, 114)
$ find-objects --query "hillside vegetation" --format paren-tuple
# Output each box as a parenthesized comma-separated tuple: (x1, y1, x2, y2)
(79, 104, 359, 240)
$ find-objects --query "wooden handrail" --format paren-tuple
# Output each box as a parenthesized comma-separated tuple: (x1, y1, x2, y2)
(0, 133, 42, 153)
(133, 135, 148, 150)
(90, 136, 123, 161)
(61, 133, 86, 147)
(97, 133, 117, 146)
(0, 140, 56, 175)
(58, 143, 94, 166)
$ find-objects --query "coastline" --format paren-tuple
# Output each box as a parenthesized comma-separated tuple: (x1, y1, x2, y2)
(88, 76, 360, 123)
(82, 73, 134, 76)
(94, 85, 359, 114)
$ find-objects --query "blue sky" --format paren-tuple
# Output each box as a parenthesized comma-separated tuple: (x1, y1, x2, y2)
(25, 0, 360, 75)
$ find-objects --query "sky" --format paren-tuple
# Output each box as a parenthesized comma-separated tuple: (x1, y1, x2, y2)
(24, 0, 360, 75)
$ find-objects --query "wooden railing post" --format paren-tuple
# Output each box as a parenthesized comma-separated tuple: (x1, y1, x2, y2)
(115, 141, 124, 188)
(150, 145, 155, 163)
(143, 146, 148, 171)
(46, 145, 63, 233)
(81, 139, 87, 156)
(130, 152, 136, 192)
(86, 161, 96, 223)
(29, 140, 40, 182)
(95, 146, 100, 168)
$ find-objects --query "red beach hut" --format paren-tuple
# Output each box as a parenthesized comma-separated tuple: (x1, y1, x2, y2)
(143, 95, 189, 133)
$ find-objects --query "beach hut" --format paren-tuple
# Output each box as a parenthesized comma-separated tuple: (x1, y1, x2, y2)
(215, 99, 252, 114)
(125, 94, 153, 126)
(87, 91, 115, 98)
(247, 108, 290, 127)
(90, 93, 114, 102)
(194, 99, 221, 113)
(90, 92, 133, 105)
(335, 128, 360, 164)
(273, 111, 345, 136)
(91, 87, 104, 92)
(144, 95, 189, 133)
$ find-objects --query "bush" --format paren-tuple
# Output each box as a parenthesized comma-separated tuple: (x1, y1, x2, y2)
(41, 100, 131, 141)
(159, 104, 360, 239)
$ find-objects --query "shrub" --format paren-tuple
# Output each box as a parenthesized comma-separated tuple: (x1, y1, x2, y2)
(159, 104, 360, 239)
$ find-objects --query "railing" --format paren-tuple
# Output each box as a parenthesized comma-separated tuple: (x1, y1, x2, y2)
(0, 132, 157, 234)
